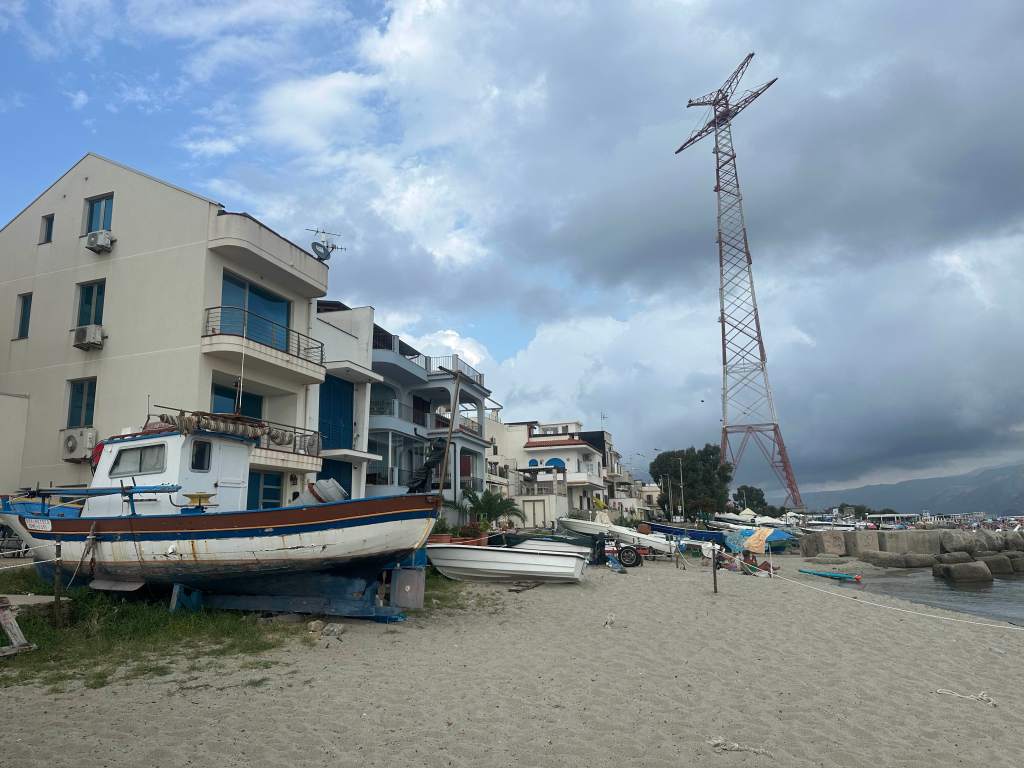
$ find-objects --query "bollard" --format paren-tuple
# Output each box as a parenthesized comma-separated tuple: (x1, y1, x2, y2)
(53, 540, 63, 628)
(712, 546, 718, 594)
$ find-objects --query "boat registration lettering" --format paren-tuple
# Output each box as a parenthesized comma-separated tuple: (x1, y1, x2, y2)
(25, 518, 52, 532)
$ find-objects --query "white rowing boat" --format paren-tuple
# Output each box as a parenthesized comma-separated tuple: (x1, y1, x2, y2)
(426, 544, 587, 583)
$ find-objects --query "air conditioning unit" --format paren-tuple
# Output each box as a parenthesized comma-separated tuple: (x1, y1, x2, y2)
(60, 427, 99, 463)
(73, 324, 104, 350)
(85, 229, 114, 253)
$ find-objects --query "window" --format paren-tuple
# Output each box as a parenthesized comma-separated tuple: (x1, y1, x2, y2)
(15, 293, 32, 339)
(77, 280, 105, 326)
(40, 214, 54, 244)
(86, 194, 113, 233)
(191, 440, 212, 472)
(211, 383, 263, 419)
(221, 273, 290, 351)
(110, 444, 166, 477)
(247, 470, 283, 510)
(67, 378, 97, 428)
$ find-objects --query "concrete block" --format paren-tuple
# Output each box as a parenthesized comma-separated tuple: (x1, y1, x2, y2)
(819, 531, 847, 556)
(1002, 550, 1024, 560)
(872, 551, 907, 568)
(857, 549, 882, 565)
(902, 553, 937, 568)
(912, 530, 943, 554)
(1013, 558, 1024, 573)
(1004, 531, 1024, 551)
(940, 530, 977, 554)
(843, 530, 879, 557)
(936, 551, 973, 564)
(976, 554, 1013, 575)
(944, 561, 993, 582)
(975, 529, 1000, 551)
(799, 534, 821, 557)
(932, 563, 951, 578)
(878, 530, 910, 553)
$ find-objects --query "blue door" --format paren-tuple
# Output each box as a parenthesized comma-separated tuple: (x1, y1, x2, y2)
(319, 375, 354, 450)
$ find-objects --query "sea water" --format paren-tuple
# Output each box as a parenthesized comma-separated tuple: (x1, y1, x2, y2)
(854, 570, 1024, 625)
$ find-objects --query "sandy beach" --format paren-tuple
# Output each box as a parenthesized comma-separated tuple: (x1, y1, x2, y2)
(2, 555, 1021, 768)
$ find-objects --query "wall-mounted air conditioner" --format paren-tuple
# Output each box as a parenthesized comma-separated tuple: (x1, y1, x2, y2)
(85, 229, 114, 253)
(73, 324, 104, 350)
(60, 427, 98, 463)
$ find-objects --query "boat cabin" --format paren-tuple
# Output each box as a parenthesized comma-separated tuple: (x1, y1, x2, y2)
(86, 427, 253, 517)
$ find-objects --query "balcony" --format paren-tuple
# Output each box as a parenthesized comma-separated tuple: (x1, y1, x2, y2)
(371, 329, 430, 385)
(209, 211, 328, 298)
(428, 355, 485, 386)
(201, 307, 325, 385)
(460, 476, 485, 492)
(566, 469, 604, 489)
(430, 411, 484, 439)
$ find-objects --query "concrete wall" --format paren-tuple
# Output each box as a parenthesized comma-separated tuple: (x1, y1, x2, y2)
(0, 393, 29, 491)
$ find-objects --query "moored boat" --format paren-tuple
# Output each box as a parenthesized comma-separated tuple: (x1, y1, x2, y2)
(487, 531, 596, 558)
(426, 544, 587, 583)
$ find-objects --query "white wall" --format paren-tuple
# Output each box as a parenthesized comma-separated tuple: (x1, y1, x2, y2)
(0, 393, 29, 491)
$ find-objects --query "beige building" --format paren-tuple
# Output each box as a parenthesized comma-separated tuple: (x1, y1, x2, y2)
(0, 154, 354, 506)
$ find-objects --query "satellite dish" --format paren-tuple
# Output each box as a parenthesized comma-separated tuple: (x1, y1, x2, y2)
(311, 241, 332, 261)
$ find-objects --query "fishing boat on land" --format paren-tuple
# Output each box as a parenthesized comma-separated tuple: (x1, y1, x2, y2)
(426, 544, 587, 583)
(557, 516, 612, 537)
(0, 411, 439, 595)
(558, 516, 673, 554)
(648, 521, 726, 546)
(487, 531, 596, 558)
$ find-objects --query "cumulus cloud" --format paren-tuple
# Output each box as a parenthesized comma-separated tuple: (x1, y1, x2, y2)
(64, 89, 89, 109)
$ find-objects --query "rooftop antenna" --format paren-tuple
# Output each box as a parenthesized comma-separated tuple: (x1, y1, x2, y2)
(674, 53, 804, 511)
(306, 227, 345, 262)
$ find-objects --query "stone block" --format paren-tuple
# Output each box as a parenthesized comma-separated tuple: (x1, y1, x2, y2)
(1004, 531, 1024, 551)
(902, 553, 937, 568)
(878, 530, 910, 553)
(936, 551, 973, 564)
(974, 550, 1000, 559)
(940, 530, 977, 554)
(799, 534, 821, 558)
(911, 530, 943, 554)
(1013, 558, 1024, 573)
(819, 531, 847, 556)
(857, 549, 881, 565)
(1002, 550, 1024, 560)
(932, 563, 951, 578)
(976, 554, 1013, 575)
(943, 561, 993, 582)
(872, 551, 907, 568)
(976, 529, 1000, 551)
(843, 530, 879, 557)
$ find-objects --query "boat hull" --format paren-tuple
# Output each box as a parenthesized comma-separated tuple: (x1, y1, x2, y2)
(426, 544, 587, 583)
(648, 522, 726, 545)
(557, 517, 611, 537)
(1, 494, 439, 587)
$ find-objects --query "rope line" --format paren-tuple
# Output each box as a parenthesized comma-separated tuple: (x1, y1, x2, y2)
(709, 546, 1024, 633)
(0, 557, 59, 571)
(935, 689, 996, 706)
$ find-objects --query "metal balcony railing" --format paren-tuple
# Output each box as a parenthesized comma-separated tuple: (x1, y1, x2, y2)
(460, 477, 484, 492)
(429, 354, 484, 385)
(369, 399, 429, 427)
(151, 406, 321, 458)
(431, 411, 483, 436)
(204, 307, 324, 365)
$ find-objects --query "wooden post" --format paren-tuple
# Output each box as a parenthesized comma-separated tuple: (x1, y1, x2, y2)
(53, 540, 63, 628)
(712, 545, 718, 594)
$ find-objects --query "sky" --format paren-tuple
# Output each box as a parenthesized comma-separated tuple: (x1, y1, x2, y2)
(2, 0, 1024, 495)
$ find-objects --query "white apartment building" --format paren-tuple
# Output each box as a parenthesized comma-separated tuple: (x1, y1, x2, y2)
(362, 323, 491, 524)
(0, 154, 374, 508)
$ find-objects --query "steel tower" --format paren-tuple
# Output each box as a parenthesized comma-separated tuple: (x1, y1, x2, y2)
(675, 53, 804, 509)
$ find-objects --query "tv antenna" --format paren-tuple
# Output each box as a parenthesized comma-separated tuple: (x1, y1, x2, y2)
(306, 227, 345, 262)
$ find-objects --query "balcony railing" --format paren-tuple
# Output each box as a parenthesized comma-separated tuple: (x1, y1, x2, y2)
(151, 406, 321, 458)
(369, 399, 429, 427)
(204, 307, 324, 365)
(432, 411, 483, 437)
(429, 354, 484, 385)
(366, 462, 416, 487)
(255, 418, 322, 458)
(460, 476, 485, 492)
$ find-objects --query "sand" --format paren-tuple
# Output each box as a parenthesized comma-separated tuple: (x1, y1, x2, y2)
(2, 554, 1022, 767)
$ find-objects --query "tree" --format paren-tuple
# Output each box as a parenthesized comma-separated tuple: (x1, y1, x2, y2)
(444, 489, 525, 528)
(649, 444, 733, 519)
(732, 484, 767, 513)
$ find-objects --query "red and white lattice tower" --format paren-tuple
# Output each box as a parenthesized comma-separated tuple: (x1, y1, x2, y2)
(675, 53, 804, 509)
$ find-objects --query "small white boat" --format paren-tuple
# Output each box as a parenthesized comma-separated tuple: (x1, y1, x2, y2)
(426, 544, 587, 583)
(510, 539, 592, 557)
(607, 525, 675, 554)
(558, 517, 612, 537)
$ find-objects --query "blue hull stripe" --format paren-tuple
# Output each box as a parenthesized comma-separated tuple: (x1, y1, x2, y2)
(19, 509, 435, 543)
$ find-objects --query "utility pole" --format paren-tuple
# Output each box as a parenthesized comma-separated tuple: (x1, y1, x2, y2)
(675, 52, 804, 510)
(676, 458, 686, 520)
(662, 474, 673, 520)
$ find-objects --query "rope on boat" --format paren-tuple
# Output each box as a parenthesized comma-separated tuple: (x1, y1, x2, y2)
(710, 546, 1024, 633)
(934, 689, 996, 706)
(0, 557, 59, 571)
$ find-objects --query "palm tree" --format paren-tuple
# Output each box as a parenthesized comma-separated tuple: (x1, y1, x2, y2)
(444, 489, 525, 529)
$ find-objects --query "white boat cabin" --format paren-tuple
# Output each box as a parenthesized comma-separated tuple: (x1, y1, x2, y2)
(87, 429, 251, 517)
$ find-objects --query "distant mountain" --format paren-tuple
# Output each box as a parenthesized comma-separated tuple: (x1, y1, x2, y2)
(799, 463, 1024, 517)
